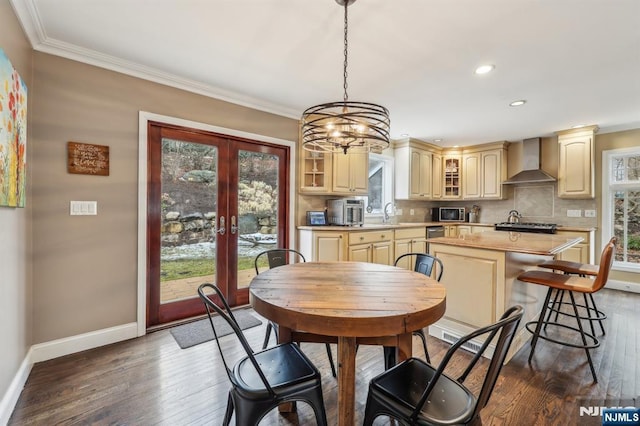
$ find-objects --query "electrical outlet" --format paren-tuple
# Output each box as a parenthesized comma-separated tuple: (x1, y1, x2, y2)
(395, 208, 403, 216)
(410, 209, 415, 216)
(567, 209, 582, 217)
(584, 209, 596, 218)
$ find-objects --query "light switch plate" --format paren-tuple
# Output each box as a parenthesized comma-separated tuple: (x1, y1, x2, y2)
(70, 201, 97, 215)
(410, 209, 415, 216)
(567, 209, 582, 217)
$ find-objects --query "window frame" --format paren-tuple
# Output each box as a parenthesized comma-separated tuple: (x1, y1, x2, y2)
(601, 146, 640, 272)
(359, 153, 394, 219)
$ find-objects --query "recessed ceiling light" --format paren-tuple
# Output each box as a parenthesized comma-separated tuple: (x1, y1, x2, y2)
(434, 139, 442, 143)
(400, 133, 409, 137)
(571, 124, 586, 129)
(509, 100, 527, 107)
(475, 64, 495, 75)
(452, 145, 459, 148)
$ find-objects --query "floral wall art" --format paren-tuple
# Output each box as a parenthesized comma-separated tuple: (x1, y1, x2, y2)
(0, 47, 27, 208)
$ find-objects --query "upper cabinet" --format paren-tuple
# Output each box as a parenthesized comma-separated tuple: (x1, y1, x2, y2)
(462, 142, 508, 200)
(332, 151, 368, 195)
(299, 148, 368, 195)
(394, 139, 439, 200)
(432, 152, 443, 199)
(556, 126, 598, 199)
(442, 151, 462, 199)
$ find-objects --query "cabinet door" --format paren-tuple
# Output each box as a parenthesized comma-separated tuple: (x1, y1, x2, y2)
(332, 153, 352, 194)
(432, 153, 442, 199)
(371, 241, 393, 265)
(558, 131, 594, 198)
(444, 225, 457, 237)
(314, 232, 345, 262)
(412, 238, 428, 254)
(350, 152, 369, 194)
(481, 150, 502, 199)
(394, 238, 413, 269)
(457, 226, 472, 236)
(300, 150, 331, 193)
(348, 243, 371, 262)
(462, 153, 480, 199)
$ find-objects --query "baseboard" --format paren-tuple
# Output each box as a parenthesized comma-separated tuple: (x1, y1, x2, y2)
(0, 323, 139, 425)
(606, 279, 640, 294)
(30, 322, 138, 363)
(0, 347, 34, 426)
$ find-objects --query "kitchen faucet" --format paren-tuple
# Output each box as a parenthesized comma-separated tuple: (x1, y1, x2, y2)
(383, 202, 393, 223)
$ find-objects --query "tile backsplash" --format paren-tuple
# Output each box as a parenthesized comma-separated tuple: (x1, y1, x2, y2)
(392, 183, 598, 228)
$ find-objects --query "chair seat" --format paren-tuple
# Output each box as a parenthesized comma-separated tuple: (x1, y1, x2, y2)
(235, 343, 318, 397)
(371, 358, 475, 424)
(538, 259, 599, 276)
(518, 270, 597, 293)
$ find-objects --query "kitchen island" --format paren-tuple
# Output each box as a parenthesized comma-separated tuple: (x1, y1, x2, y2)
(428, 230, 583, 361)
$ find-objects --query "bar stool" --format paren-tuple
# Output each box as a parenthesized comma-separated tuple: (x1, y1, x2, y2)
(536, 237, 616, 338)
(517, 238, 616, 382)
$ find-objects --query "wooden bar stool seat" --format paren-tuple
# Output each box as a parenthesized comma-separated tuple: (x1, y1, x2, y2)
(517, 239, 616, 383)
(536, 240, 615, 338)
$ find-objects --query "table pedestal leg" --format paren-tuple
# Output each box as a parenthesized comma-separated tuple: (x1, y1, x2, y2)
(337, 336, 356, 426)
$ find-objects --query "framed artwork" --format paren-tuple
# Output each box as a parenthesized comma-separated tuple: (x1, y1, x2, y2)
(0, 48, 27, 208)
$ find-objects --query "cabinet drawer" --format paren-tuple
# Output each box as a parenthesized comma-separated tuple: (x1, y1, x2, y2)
(349, 230, 392, 245)
(394, 227, 425, 240)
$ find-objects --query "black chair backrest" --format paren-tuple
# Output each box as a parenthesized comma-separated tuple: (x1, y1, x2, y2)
(254, 248, 306, 275)
(410, 305, 524, 423)
(197, 283, 275, 397)
(394, 252, 444, 282)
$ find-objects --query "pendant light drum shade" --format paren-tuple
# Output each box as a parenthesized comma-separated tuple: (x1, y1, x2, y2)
(301, 0, 390, 155)
(302, 101, 390, 154)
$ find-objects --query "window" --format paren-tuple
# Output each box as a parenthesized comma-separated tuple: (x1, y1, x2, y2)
(359, 153, 394, 217)
(602, 147, 640, 271)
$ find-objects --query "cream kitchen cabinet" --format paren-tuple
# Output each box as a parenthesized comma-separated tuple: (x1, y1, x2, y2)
(394, 227, 428, 269)
(299, 149, 331, 193)
(348, 230, 393, 265)
(555, 229, 595, 264)
(332, 151, 368, 195)
(462, 143, 507, 200)
(444, 225, 458, 237)
(556, 126, 598, 199)
(394, 139, 438, 200)
(442, 153, 462, 199)
(456, 225, 472, 236)
(431, 152, 443, 199)
(299, 229, 346, 261)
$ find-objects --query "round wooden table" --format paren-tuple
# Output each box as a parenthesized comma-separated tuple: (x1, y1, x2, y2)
(249, 261, 446, 426)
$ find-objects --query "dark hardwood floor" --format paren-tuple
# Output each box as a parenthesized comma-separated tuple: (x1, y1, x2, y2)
(9, 288, 639, 425)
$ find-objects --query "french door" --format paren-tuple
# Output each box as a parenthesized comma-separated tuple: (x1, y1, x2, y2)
(146, 122, 290, 326)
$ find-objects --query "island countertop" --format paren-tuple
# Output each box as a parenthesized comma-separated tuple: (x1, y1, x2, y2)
(427, 230, 583, 256)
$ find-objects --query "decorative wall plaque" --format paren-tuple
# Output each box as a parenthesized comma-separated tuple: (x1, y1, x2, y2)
(67, 142, 109, 176)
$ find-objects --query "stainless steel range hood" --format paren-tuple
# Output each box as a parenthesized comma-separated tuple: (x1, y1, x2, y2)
(503, 137, 556, 184)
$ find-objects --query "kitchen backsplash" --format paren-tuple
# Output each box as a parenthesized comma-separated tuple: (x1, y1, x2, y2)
(393, 183, 598, 228)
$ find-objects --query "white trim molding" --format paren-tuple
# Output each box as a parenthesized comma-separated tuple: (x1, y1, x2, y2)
(0, 348, 33, 426)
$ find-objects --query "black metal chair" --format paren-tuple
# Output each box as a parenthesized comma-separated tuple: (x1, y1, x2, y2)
(363, 305, 524, 426)
(393, 252, 444, 364)
(197, 283, 328, 426)
(254, 248, 337, 378)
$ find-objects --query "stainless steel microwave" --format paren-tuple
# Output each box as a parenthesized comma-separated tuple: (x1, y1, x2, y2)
(327, 199, 364, 226)
(431, 207, 465, 222)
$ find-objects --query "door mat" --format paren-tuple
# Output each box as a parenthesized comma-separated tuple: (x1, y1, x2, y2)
(170, 309, 262, 349)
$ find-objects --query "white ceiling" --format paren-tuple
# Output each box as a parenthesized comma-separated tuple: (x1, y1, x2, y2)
(10, 0, 640, 147)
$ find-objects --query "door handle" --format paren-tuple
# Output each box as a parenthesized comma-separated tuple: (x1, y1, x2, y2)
(230, 216, 237, 235)
(216, 216, 226, 235)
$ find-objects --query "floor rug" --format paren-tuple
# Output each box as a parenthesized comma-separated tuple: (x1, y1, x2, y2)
(170, 309, 262, 349)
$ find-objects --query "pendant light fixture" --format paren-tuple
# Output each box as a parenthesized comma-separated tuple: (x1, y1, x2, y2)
(301, 0, 390, 155)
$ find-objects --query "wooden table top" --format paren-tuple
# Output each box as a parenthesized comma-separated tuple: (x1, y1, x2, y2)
(428, 230, 583, 255)
(249, 261, 446, 338)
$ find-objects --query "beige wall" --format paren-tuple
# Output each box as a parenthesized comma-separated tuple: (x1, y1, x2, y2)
(0, 0, 33, 411)
(30, 53, 299, 342)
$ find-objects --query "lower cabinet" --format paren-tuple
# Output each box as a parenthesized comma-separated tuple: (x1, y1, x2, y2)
(348, 230, 393, 265)
(555, 229, 594, 264)
(394, 227, 428, 269)
(444, 225, 458, 237)
(299, 230, 346, 261)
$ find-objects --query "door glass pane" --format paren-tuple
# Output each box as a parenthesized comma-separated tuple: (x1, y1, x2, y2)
(237, 150, 279, 288)
(160, 139, 217, 303)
